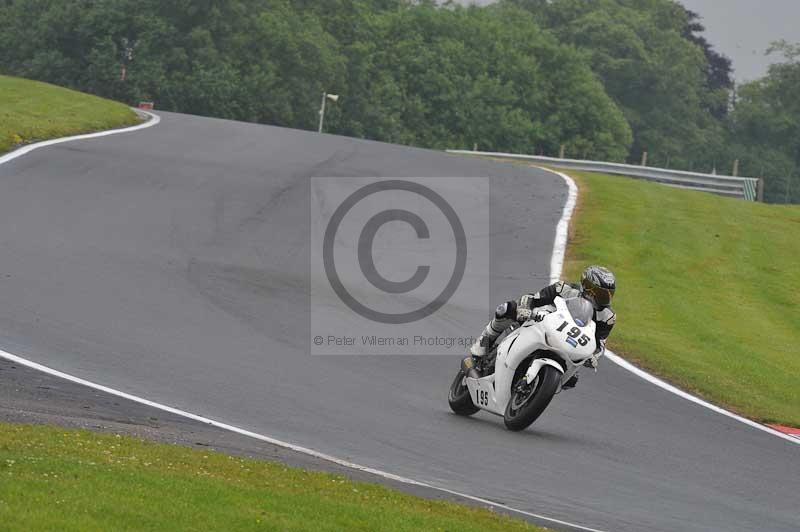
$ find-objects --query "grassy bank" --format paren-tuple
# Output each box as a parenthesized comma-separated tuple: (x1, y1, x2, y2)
(563, 170, 800, 427)
(0, 423, 545, 531)
(0, 75, 138, 153)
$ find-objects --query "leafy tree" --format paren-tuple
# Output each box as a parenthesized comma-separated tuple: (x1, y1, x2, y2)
(727, 41, 800, 203)
(333, 3, 631, 157)
(506, 0, 731, 169)
(680, 8, 733, 93)
(2, 0, 795, 203)
(0, 0, 630, 156)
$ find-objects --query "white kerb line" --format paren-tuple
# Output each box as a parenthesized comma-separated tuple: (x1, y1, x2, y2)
(0, 118, 609, 532)
(537, 166, 799, 447)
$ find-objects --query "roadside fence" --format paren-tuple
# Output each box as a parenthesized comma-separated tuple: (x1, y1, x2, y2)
(446, 150, 763, 202)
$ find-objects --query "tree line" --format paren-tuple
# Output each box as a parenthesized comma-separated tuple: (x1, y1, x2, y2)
(0, 0, 796, 202)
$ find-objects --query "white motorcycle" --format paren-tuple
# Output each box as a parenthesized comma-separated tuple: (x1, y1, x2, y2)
(448, 296, 599, 431)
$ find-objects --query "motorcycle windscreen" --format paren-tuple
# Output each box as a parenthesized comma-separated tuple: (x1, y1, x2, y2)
(564, 296, 594, 327)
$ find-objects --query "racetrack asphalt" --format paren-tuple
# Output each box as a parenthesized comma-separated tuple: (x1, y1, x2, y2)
(0, 111, 797, 532)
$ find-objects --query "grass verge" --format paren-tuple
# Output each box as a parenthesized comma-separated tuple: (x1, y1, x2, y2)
(562, 170, 800, 427)
(0, 75, 138, 154)
(0, 423, 546, 531)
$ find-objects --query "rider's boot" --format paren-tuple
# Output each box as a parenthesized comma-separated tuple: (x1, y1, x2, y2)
(465, 336, 495, 378)
(461, 356, 482, 379)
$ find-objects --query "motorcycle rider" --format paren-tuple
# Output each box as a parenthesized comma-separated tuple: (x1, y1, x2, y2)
(469, 265, 616, 389)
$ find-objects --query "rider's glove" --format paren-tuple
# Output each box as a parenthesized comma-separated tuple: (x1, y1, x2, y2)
(532, 310, 548, 322)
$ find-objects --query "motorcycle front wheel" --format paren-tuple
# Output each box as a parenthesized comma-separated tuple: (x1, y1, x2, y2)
(503, 364, 560, 431)
(448, 369, 480, 416)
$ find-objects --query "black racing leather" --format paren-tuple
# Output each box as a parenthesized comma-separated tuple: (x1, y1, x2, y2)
(495, 300, 518, 320)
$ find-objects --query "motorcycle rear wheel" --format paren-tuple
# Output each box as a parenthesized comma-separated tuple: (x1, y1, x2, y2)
(503, 364, 560, 431)
(448, 369, 480, 416)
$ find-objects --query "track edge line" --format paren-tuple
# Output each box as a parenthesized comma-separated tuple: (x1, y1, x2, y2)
(0, 133, 611, 532)
(0, 109, 160, 166)
(0, 348, 605, 532)
(536, 165, 799, 447)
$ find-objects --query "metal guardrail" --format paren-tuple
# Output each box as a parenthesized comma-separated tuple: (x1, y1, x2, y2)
(446, 150, 762, 201)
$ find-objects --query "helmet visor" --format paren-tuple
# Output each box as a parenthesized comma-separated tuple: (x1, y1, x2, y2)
(582, 278, 614, 307)
(589, 286, 614, 307)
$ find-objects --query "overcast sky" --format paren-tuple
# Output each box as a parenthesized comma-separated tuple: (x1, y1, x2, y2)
(456, 0, 800, 82)
(680, 0, 800, 81)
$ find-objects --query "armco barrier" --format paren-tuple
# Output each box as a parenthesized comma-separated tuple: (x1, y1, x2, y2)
(447, 150, 761, 201)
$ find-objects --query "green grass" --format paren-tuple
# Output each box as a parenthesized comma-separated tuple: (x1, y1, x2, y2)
(0, 423, 546, 531)
(0, 75, 138, 154)
(563, 170, 800, 427)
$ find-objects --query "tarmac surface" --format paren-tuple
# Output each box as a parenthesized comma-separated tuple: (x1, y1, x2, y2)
(0, 112, 797, 532)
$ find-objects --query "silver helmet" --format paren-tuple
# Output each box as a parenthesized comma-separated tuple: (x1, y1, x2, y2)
(580, 265, 616, 309)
